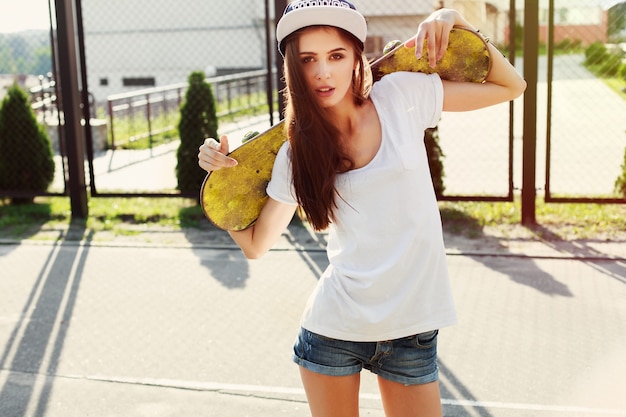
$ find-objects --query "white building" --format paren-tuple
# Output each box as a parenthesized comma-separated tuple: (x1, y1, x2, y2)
(82, 0, 269, 102)
(356, 0, 510, 56)
(81, 0, 512, 102)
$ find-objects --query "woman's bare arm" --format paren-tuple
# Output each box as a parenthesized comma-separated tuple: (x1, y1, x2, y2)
(198, 136, 297, 259)
(405, 8, 527, 111)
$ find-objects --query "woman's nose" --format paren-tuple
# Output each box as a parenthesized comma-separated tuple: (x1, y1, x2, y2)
(316, 61, 330, 79)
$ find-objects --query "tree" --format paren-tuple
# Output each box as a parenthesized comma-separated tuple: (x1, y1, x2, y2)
(0, 83, 55, 204)
(0, 32, 52, 75)
(424, 126, 445, 198)
(608, 2, 626, 42)
(176, 71, 219, 196)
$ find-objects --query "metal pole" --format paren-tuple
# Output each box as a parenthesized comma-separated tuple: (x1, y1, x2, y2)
(55, 0, 88, 218)
(75, 0, 97, 196)
(507, 0, 516, 200)
(522, 0, 538, 225)
(264, 0, 274, 125)
(274, 0, 287, 120)
(108, 100, 115, 149)
(146, 94, 153, 151)
(544, 0, 555, 200)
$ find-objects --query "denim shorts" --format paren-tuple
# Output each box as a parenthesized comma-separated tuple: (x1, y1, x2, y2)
(292, 327, 439, 386)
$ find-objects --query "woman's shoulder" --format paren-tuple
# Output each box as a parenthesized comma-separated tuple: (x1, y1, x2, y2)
(275, 140, 292, 165)
(371, 72, 440, 99)
(373, 71, 437, 86)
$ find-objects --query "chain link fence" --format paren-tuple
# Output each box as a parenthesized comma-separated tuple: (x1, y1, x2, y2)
(0, 0, 624, 201)
(542, 0, 626, 201)
(0, 2, 625, 416)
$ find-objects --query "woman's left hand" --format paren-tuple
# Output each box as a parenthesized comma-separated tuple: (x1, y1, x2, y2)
(405, 9, 465, 68)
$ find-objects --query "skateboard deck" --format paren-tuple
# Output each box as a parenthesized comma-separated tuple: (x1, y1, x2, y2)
(201, 27, 491, 231)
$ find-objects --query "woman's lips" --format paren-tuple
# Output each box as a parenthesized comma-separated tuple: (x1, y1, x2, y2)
(316, 87, 335, 97)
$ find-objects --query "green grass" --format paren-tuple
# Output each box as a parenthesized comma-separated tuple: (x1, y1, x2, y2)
(604, 77, 626, 101)
(106, 91, 280, 150)
(215, 91, 278, 120)
(1, 196, 625, 243)
(439, 199, 626, 240)
(0, 197, 208, 240)
(584, 63, 626, 100)
(109, 110, 180, 149)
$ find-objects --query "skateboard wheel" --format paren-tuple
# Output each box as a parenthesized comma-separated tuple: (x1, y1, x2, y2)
(242, 130, 260, 143)
(384, 40, 402, 55)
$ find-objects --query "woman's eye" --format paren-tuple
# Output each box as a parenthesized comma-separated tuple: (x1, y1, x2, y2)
(331, 54, 344, 60)
(302, 56, 314, 64)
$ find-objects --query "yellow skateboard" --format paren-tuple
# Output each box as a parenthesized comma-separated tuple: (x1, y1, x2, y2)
(201, 27, 491, 231)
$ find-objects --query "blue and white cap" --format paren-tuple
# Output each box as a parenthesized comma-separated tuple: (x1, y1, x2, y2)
(276, 0, 367, 56)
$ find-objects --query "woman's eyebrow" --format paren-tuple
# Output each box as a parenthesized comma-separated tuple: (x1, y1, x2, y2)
(299, 47, 348, 55)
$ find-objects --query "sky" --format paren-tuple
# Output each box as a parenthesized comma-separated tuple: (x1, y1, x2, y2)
(0, 0, 50, 33)
(0, 0, 623, 33)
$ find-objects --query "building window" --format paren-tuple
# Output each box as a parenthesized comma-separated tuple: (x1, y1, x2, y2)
(122, 77, 156, 87)
(99, 78, 108, 86)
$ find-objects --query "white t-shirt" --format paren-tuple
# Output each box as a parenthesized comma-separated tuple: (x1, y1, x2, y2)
(267, 72, 457, 342)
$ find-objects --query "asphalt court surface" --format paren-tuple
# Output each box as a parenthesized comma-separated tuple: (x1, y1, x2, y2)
(1, 233, 625, 416)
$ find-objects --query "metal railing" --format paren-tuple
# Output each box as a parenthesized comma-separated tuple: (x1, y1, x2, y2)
(106, 69, 274, 149)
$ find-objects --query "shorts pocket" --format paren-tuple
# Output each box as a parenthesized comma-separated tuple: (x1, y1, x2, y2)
(412, 329, 439, 349)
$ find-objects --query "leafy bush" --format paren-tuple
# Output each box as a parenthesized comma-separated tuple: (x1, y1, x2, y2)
(0, 83, 55, 204)
(584, 41, 608, 65)
(555, 38, 582, 53)
(615, 147, 626, 198)
(583, 42, 626, 82)
(598, 51, 625, 77)
(425, 126, 445, 198)
(176, 71, 218, 196)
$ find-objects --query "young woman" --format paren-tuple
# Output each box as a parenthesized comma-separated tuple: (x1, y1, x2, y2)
(198, 1, 526, 416)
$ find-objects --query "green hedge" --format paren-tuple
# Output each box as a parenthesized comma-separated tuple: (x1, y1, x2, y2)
(0, 83, 55, 204)
(176, 71, 219, 196)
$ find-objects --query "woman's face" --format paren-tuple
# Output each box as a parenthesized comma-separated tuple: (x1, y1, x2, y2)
(298, 27, 357, 109)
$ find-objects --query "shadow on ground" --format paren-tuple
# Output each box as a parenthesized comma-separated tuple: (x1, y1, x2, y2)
(0, 221, 92, 417)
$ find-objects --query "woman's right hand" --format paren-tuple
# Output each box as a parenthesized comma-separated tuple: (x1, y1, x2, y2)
(198, 135, 238, 173)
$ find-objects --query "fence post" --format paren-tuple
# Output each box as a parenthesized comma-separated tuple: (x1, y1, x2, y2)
(128, 97, 134, 140)
(274, 0, 287, 119)
(146, 93, 153, 150)
(227, 82, 232, 115)
(264, 0, 274, 125)
(55, 0, 88, 219)
(162, 90, 168, 127)
(108, 99, 115, 148)
(522, 0, 539, 225)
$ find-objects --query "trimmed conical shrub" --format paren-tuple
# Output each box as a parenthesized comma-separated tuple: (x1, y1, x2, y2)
(0, 82, 55, 204)
(176, 71, 218, 196)
(425, 126, 445, 198)
(615, 147, 626, 198)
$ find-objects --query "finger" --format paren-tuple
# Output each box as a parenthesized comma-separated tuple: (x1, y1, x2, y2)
(219, 135, 230, 154)
(198, 150, 236, 172)
(437, 26, 451, 61)
(405, 35, 416, 49)
(426, 27, 438, 68)
(198, 140, 217, 168)
(411, 24, 427, 59)
(204, 137, 221, 151)
(217, 135, 238, 167)
(198, 138, 237, 172)
(412, 34, 425, 59)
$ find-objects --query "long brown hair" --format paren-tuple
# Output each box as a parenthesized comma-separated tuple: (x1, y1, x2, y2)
(282, 26, 371, 231)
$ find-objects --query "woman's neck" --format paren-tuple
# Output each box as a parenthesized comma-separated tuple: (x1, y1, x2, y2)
(330, 98, 366, 138)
